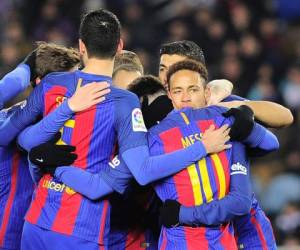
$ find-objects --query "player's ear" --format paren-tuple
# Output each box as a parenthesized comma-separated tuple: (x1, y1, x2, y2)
(204, 86, 211, 105)
(79, 39, 86, 56)
(117, 39, 124, 53)
(35, 77, 41, 85)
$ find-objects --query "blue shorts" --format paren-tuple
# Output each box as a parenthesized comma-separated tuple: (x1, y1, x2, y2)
(21, 222, 104, 250)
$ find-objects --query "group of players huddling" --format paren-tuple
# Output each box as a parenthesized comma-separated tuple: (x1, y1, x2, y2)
(0, 8, 294, 250)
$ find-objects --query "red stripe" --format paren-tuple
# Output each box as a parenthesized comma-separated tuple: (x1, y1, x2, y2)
(51, 106, 97, 234)
(160, 229, 167, 250)
(217, 151, 230, 193)
(197, 120, 214, 131)
(98, 200, 109, 247)
(25, 175, 52, 224)
(44, 86, 68, 115)
(250, 209, 268, 250)
(159, 128, 194, 206)
(159, 127, 183, 153)
(197, 120, 221, 199)
(125, 230, 145, 250)
(184, 227, 209, 250)
(197, 120, 230, 194)
(0, 152, 20, 247)
(27, 87, 69, 225)
(220, 225, 237, 249)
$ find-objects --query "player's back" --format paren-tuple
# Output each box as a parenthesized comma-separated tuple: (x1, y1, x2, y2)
(148, 106, 237, 250)
(0, 107, 34, 250)
(25, 70, 140, 245)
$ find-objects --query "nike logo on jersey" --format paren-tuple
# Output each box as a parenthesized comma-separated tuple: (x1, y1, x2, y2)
(36, 158, 44, 163)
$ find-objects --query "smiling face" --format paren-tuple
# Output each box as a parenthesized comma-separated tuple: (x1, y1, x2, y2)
(159, 54, 187, 89)
(168, 69, 206, 110)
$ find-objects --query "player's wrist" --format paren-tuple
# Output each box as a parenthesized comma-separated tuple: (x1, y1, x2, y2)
(67, 98, 79, 112)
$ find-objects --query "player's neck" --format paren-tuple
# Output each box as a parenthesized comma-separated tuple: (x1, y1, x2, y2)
(81, 58, 114, 77)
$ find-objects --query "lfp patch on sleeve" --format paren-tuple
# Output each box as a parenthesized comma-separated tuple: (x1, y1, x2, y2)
(132, 108, 147, 132)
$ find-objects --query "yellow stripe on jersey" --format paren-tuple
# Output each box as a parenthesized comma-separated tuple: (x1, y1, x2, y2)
(198, 159, 213, 203)
(211, 154, 226, 199)
(56, 127, 66, 145)
(64, 120, 75, 128)
(187, 164, 203, 205)
(76, 78, 83, 89)
(56, 119, 75, 145)
(180, 112, 190, 125)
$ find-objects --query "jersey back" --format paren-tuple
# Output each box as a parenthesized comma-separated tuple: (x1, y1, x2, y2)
(148, 107, 237, 250)
(25, 70, 146, 245)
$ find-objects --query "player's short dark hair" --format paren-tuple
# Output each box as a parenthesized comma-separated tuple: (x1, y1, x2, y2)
(128, 75, 165, 98)
(35, 42, 80, 79)
(79, 9, 121, 59)
(160, 40, 206, 64)
(128, 75, 172, 129)
(166, 59, 208, 89)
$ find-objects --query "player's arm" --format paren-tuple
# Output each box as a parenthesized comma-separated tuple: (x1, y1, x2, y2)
(17, 101, 73, 150)
(17, 82, 110, 151)
(218, 100, 293, 128)
(223, 105, 279, 153)
(0, 64, 31, 109)
(51, 166, 114, 199)
(161, 142, 252, 227)
(0, 81, 44, 146)
(116, 94, 230, 186)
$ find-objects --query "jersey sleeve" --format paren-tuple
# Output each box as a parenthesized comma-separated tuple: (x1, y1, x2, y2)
(17, 100, 74, 151)
(121, 133, 208, 186)
(243, 123, 279, 154)
(0, 64, 30, 109)
(114, 93, 148, 154)
(54, 166, 114, 200)
(0, 81, 44, 146)
(179, 142, 252, 226)
(28, 161, 43, 184)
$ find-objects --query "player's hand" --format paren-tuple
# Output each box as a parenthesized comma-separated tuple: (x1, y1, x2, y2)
(68, 82, 111, 112)
(206, 79, 233, 105)
(202, 124, 231, 154)
(22, 49, 38, 85)
(29, 133, 77, 168)
(160, 199, 181, 228)
(223, 105, 254, 141)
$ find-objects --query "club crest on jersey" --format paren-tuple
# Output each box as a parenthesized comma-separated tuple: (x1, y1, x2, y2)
(231, 162, 247, 175)
(132, 108, 147, 132)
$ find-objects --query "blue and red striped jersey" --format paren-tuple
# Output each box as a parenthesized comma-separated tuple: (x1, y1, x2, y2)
(233, 194, 277, 250)
(109, 229, 157, 250)
(0, 107, 34, 250)
(23, 70, 147, 246)
(148, 106, 239, 250)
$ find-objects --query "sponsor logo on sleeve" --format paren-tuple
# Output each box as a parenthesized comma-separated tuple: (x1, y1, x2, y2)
(230, 162, 247, 175)
(132, 108, 147, 132)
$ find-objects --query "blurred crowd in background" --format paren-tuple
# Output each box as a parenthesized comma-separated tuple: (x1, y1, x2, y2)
(0, 0, 300, 247)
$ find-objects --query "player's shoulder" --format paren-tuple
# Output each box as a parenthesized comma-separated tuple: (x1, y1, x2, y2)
(223, 94, 247, 102)
(148, 110, 181, 135)
(202, 105, 228, 115)
(42, 71, 75, 86)
(110, 86, 140, 105)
